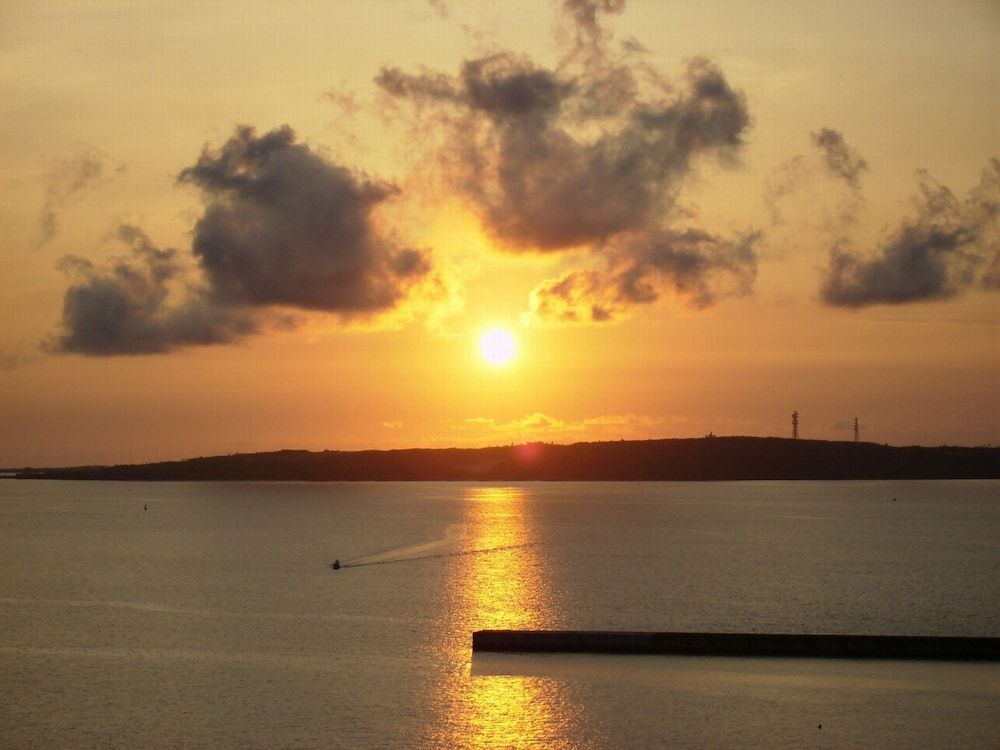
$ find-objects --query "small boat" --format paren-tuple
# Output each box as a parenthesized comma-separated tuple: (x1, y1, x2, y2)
(331, 559, 341, 570)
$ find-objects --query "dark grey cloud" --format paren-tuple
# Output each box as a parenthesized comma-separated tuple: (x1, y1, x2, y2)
(378, 55, 749, 252)
(375, 3, 755, 322)
(34, 150, 109, 249)
(811, 128, 868, 190)
(179, 125, 430, 313)
(48, 225, 257, 356)
(821, 159, 1000, 307)
(529, 229, 760, 321)
(376, 55, 573, 119)
(50, 126, 433, 355)
(614, 228, 760, 308)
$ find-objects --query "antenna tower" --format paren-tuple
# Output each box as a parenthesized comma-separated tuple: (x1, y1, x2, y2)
(853, 417, 859, 443)
(792, 410, 799, 440)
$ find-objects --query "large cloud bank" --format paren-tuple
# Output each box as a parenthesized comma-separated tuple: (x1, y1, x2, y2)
(46, 0, 998, 358)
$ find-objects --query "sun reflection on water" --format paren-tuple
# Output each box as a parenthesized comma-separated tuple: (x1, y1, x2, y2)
(466, 486, 546, 631)
(429, 486, 580, 749)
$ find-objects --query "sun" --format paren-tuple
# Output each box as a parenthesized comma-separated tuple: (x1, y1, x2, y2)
(479, 327, 517, 366)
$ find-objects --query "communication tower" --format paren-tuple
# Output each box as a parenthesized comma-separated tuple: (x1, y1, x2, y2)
(854, 417, 859, 443)
(792, 410, 799, 440)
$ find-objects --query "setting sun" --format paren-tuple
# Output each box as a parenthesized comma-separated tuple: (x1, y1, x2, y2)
(479, 328, 517, 366)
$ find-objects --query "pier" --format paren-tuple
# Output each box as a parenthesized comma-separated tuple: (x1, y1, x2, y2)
(472, 630, 1000, 661)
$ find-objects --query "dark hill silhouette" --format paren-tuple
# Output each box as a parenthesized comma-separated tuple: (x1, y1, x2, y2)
(11, 436, 1000, 481)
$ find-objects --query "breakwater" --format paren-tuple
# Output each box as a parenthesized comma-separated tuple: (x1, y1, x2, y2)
(472, 630, 1000, 661)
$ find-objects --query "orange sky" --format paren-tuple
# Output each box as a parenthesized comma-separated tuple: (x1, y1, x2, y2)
(1, 1, 998, 466)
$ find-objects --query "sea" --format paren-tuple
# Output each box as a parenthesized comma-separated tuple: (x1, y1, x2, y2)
(1, 480, 998, 749)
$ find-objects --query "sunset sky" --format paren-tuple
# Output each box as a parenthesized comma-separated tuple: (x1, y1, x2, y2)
(2, 0, 998, 466)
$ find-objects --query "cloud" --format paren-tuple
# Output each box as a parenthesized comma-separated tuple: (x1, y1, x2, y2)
(821, 158, 1000, 307)
(529, 228, 760, 322)
(463, 411, 663, 441)
(0, 352, 21, 370)
(562, 0, 626, 46)
(49, 126, 437, 356)
(322, 84, 362, 116)
(48, 125, 439, 356)
(426, 0, 448, 19)
(0, 345, 41, 371)
(528, 270, 614, 323)
(375, 54, 572, 126)
(762, 155, 810, 226)
(179, 125, 431, 314)
(48, 225, 257, 355)
(34, 149, 116, 249)
(377, 17, 756, 322)
(764, 129, 866, 227)
(766, 132, 998, 307)
(621, 36, 647, 54)
(467, 412, 566, 432)
(811, 128, 868, 190)
(381, 55, 748, 253)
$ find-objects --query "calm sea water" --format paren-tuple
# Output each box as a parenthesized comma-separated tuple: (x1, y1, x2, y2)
(1, 480, 998, 748)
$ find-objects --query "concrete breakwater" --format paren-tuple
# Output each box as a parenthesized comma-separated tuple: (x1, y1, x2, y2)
(472, 630, 1000, 661)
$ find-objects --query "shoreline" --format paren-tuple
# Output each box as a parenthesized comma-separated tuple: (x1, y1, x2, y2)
(10, 436, 1000, 482)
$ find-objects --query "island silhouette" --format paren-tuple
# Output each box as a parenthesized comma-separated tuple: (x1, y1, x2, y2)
(10, 436, 1000, 481)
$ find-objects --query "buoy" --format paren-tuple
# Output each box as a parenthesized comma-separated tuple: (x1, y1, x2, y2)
(332, 559, 340, 570)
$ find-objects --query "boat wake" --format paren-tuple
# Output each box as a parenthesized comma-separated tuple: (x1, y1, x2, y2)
(342, 525, 466, 567)
(338, 541, 536, 569)
(331, 525, 535, 570)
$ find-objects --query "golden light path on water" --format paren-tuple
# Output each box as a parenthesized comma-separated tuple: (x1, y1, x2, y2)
(430, 486, 581, 749)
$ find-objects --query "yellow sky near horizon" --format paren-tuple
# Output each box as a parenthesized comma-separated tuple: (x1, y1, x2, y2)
(1, 0, 997, 465)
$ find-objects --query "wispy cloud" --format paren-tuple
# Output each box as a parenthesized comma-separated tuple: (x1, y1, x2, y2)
(527, 228, 760, 323)
(425, 0, 448, 19)
(821, 158, 1000, 307)
(560, 0, 627, 49)
(811, 128, 868, 190)
(34, 149, 121, 249)
(461, 411, 664, 441)
(763, 127, 866, 227)
(0, 344, 41, 371)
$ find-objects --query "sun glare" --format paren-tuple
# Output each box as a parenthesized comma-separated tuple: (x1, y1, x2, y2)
(479, 327, 517, 366)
